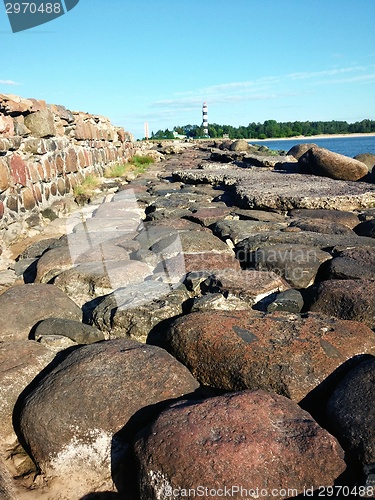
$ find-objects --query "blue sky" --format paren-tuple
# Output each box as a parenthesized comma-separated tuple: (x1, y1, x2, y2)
(1, 0, 375, 138)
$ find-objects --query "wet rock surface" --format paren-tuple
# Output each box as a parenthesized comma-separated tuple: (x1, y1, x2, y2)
(0, 140, 375, 498)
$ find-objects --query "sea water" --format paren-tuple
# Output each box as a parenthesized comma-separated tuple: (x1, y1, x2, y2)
(250, 136, 375, 158)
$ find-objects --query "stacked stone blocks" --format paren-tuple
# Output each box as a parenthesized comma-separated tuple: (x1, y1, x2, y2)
(0, 93, 134, 238)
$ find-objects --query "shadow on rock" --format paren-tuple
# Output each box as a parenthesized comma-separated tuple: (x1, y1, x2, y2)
(12, 344, 83, 457)
(110, 390, 205, 500)
(300, 354, 373, 426)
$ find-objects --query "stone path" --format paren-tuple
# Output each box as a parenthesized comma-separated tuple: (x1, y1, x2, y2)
(0, 141, 374, 499)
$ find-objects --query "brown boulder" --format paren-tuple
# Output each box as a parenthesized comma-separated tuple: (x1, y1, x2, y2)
(0, 94, 32, 115)
(354, 153, 375, 172)
(288, 208, 360, 228)
(299, 146, 368, 181)
(288, 218, 354, 235)
(0, 116, 14, 137)
(15, 339, 199, 494)
(24, 109, 56, 138)
(230, 139, 251, 152)
(164, 310, 375, 402)
(287, 143, 317, 160)
(9, 154, 27, 186)
(134, 390, 346, 500)
(35, 245, 73, 283)
(0, 158, 10, 192)
(0, 284, 82, 340)
(186, 206, 233, 227)
(326, 358, 375, 467)
(308, 279, 375, 329)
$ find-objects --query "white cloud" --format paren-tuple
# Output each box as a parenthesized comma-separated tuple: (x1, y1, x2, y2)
(287, 66, 368, 80)
(147, 64, 374, 114)
(0, 79, 20, 85)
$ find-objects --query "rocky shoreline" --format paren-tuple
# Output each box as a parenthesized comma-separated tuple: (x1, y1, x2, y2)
(0, 139, 374, 499)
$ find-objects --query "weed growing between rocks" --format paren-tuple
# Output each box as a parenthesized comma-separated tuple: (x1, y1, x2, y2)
(73, 175, 101, 205)
(104, 155, 154, 179)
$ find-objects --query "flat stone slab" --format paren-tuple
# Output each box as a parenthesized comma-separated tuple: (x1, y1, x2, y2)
(173, 168, 375, 211)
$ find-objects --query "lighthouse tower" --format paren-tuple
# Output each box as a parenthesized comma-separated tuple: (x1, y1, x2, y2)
(202, 102, 208, 137)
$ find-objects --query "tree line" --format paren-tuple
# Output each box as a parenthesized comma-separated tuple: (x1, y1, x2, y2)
(150, 119, 375, 140)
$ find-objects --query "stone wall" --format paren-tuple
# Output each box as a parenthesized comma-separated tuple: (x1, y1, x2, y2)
(0, 93, 135, 245)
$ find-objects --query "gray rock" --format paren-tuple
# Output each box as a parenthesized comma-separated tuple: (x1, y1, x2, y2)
(173, 168, 375, 212)
(200, 269, 289, 305)
(213, 219, 287, 245)
(0, 284, 82, 341)
(324, 257, 375, 280)
(252, 244, 331, 288)
(191, 292, 252, 312)
(53, 260, 152, 307)
(232, 208, 286, 222)
(33, 318, 104, 344)
(299, 146, 368, 181)
(327, 358, 375, 467)
(267, 288, 304, 313)
(0, 458, 15, 500)
(359, 208, 375, 222)
(354, 220, 375, 238)
(242, 154, 297, 168)
(91, 282, 191, 342)
(150, 230, 234, 258)
(19, 237, 58, 259)
(16, 339, 199, 495)
(235, 170, 375, 211)
(235, 231, 375, 269)
(308, 279, 375, 329)
(323, 247, 375, 280)
(210, 149, 238, 163)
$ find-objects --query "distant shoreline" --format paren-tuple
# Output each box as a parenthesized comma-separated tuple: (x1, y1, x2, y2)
(250, 132, 375, 142)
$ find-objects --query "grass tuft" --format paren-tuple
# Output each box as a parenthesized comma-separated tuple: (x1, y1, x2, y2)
(73, 174, 101, 204)
(104, 155, 154, 178)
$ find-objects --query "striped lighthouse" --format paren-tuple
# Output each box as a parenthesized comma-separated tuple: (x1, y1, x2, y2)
(202, 102, 208, 137)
